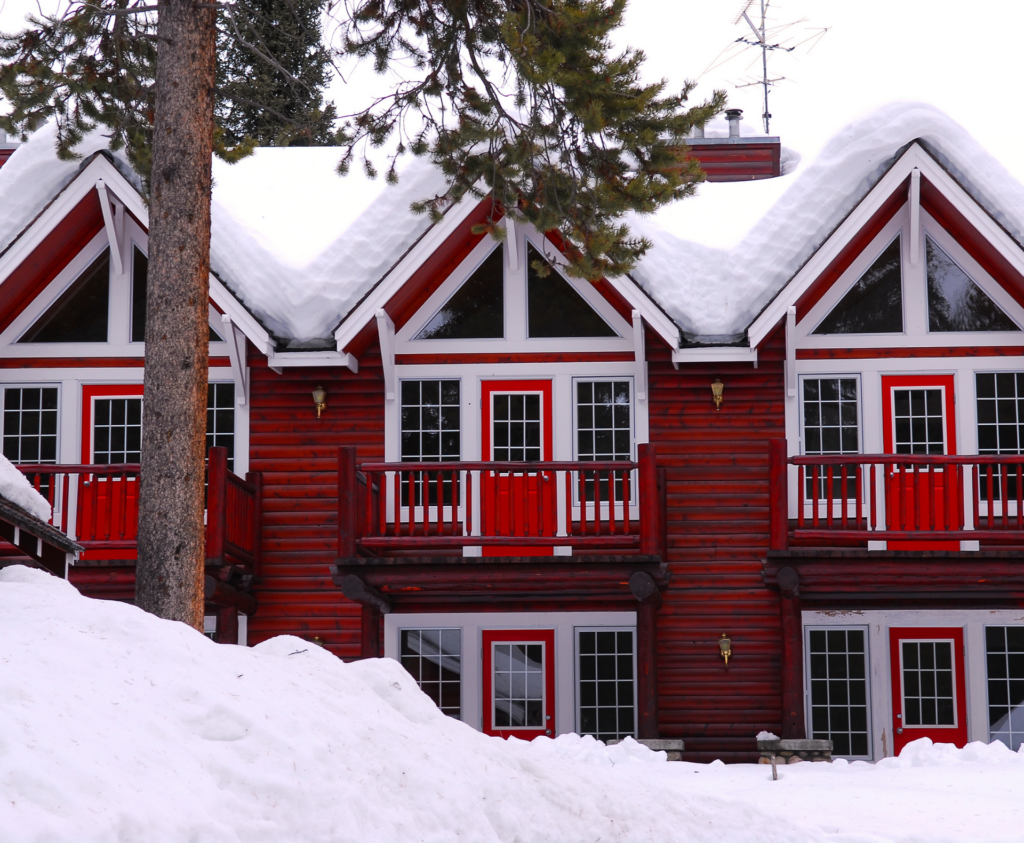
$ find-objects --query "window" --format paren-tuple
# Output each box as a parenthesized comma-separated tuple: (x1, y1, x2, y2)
(892, 389, 945, 455)
(493, 642, 544, 728)
(415, 248, 504, 339)
(401, 628, 462, 719)
(400, 380, 460, 505)
(576, 380, 632, 502)
(927, 237, 1018, 332)
(131, 247, 148, 343)
(807, 628, 870, 757)
(814, 236, 903, 334)
(527, 245, 616, 338)
(577, 629, 636, 741)
(207, 383, 235, 472)
(93, 397, 143, 464)
(492, 393, 541, 461)
(976, 373, 1024, 457)
(986, 626, 1024, 751)
(2, 387, 59, 464)
(900, 640, 956, 727)
(801, 377, 859, 498)
(21, 250, 110, 343)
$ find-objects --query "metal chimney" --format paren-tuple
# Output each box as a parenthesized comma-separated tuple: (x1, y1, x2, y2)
(725, 109, 743, 138)
(691, 124, 705, 139)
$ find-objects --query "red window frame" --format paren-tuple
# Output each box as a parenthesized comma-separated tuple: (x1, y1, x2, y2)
(81, 383, 144, 463)
(880, 374, 957, 456)
(482, 628, 556, 740)
(480, 379, 553, 462)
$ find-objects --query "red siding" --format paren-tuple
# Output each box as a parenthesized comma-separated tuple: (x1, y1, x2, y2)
(244, 344, 385, 656)
(647, 327, 786, 762)
(683, 142, 782, 182)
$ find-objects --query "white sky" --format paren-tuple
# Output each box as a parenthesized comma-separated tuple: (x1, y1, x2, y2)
(2, 0, 1022, 249)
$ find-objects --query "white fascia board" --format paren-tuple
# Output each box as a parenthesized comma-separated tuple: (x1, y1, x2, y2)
(671, 346, 758, 364)
(747, 143, 937, 348)
(333, 193, 484, 353)
(0, 156, 144, 288)
(603, 273, 681, 351)
(267, 350, 359, 372)
(208, 275, 273, 355)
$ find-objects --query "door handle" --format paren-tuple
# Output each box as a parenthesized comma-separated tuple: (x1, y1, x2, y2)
(545, 729, 552, 735)
(896, 727, 903, 734)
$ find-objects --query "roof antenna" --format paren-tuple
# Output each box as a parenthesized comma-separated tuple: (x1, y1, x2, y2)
(702, 1, 829, 135)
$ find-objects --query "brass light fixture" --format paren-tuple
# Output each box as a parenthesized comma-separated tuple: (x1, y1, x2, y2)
(719, 633, 732, 665)
(312, 385, 327, 418)
(711, 378, 724, 411)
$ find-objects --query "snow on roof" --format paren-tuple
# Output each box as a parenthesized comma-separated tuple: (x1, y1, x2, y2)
(0, 453, 51, 522)
(628, 102, 1024, 342)
(0, 122, 142, 262)
(4, 104, 1023, 346)
(210, 151, 448, 341)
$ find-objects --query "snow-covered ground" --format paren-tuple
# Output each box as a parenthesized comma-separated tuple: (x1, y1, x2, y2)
(2, 565, 1023, 843)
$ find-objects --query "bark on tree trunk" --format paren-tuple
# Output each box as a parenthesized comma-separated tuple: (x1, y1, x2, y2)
(135, 0, 217, 630)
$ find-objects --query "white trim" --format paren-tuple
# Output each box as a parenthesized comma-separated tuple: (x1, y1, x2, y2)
(95, 180, 125, 276)
(750, 142, 1024, 347)
(631, 310, 647, 401)
(671, 346, 759, 365)
(220, 314, 250, 406)
(909, 169, 921, 267)
(383, 610, 636, 736)
(801, 608, 1024, 759)
(376, 309, 396, 401)
(265, 350, 359, 372)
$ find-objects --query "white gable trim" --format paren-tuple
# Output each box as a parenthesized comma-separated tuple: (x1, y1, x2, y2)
(748, 142, 1024, 348)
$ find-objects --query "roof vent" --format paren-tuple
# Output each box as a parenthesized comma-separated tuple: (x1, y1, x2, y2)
(725, 109, 743, 138)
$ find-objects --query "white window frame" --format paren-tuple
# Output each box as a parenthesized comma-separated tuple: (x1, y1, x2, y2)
(384, 610, 636, 736)
(571, 376, 639, 517)
(804, 624, 873, 760)
(574, 625, 638, 741)
(0, 382, 63, 464)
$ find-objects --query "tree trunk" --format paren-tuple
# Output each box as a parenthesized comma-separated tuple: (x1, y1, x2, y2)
(135, 0, 217, 630)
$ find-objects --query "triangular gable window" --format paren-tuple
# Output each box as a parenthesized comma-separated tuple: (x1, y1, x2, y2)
(526, 245, 617, 338)
(926, 237, 1019, 332)
(813, 235, 903, 334)
(20, 250, 110, 343)
(415, 247, 504, 339)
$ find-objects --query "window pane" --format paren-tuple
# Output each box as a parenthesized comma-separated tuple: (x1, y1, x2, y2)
(415, 248, 504, 339)
(401, 628, 462, 720)
(527, 245, 616, 338)
(813, 236, 903, 334)
(576, 380, 631, 502)
(206, 383, 236, 472)
(927, 237, 1019, 332)
(802, 378, 859, 499)
(807, 627, 871, 757)
(93, 398, 142, 464)
(400, 380, 460, 506)
(987, 626, 1024, 751)
(21, 251, 110, 343)
(577, 628, 635, 742)
(1, 388, 59, 466)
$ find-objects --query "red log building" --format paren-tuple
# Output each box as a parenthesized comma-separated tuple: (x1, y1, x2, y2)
(1, 106, 1022, 761)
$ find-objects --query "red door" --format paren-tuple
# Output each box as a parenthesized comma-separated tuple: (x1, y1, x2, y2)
(482, 629, 555, 739)
(881, 375, 959, 550)
(79, 385, 142, 558)
(480, 380, 556, 555)
(889, 627, 968, 755)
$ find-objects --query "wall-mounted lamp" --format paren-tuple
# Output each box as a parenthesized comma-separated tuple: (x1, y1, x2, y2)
(711, 378, 724, 411)
(719, 633, 732, 665)
(312, 385, 327, 419)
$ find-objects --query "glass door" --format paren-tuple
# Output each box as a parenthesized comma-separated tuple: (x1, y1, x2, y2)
(482, 629, 555, 739)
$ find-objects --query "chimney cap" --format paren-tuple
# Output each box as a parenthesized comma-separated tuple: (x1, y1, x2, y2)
(725, 108, 744, 120)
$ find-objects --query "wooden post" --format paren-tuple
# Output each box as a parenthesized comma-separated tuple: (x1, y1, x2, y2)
(338, 446, 358, 558)
(639, 444, 662, 556)
(246, 470, 264, 578)
(777, 566, 806, 739)
(361, 605, 382, 658)
(206, 446, 227, 566)
(769, 439, 789, 551)
(637, 600, 659, 738)
(215, 605, 239, 645)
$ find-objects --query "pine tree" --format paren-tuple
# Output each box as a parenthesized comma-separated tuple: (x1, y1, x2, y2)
(0, 0, 724, 628)
(217, 0, 339, 146)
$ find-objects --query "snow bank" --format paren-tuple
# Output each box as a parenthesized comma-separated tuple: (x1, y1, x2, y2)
(629, 102, 1024, 340)
(0, 565, 816, 843)
(0, 453, 51, 521)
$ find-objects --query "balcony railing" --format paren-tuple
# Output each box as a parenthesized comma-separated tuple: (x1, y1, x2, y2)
(15, 446, 262, 571)
(337, 445, 664, 557)
(767, 439, 1024, 549)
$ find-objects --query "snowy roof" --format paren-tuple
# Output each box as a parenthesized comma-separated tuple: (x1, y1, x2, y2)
(0, 453, 52, 522)
(3, 104, 1023, 347)
(627, 102, 1024, 342)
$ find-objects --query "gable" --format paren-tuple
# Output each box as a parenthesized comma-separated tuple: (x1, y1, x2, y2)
(752, 143, 1024, 349)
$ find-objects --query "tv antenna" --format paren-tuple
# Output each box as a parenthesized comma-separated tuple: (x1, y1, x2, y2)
(701, 1, 829, 134)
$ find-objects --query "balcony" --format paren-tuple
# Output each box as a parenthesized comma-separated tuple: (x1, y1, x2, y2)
(337, 444, 665, 559)
(768, 439, 1024, 550)
(13, 446, 262, 575)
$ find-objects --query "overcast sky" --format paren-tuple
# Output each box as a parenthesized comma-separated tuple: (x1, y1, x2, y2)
(1, 0, 1020, 178)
